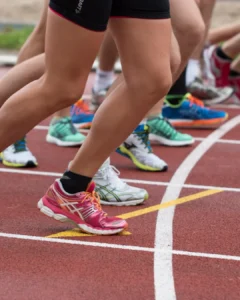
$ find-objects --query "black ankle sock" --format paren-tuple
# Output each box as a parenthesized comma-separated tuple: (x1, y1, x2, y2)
(216, 47, 232, 61)
(229, 70, 240, 77)
(60, 170, 92, 194)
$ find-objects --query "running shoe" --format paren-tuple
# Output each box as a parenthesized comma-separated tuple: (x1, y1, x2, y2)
(116, 124, 168, 172)
(147, 115, 194, 146)
(229, 75, 240, 104)
(0, 137, 38, 167)
(46, 116, 85, 147)
(210, 47, 231, 88)
(38, 179, 127, 235)
(163, 94, 228, 128)
(91, 86, 110, 111)
(187, 77, 234, 105)
(94, 158, 148, 206)
(71, 99, 94, 129)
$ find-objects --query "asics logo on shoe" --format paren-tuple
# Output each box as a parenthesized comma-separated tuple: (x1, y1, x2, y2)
(53, 185, 97, 220)
(124, 142, 136, 150)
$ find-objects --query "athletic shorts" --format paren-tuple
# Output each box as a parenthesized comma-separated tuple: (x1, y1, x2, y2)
(49, 0, 170, 32)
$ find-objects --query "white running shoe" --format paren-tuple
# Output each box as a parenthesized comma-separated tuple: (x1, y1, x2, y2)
(93, 158, 148, 206)
(1, 138, 38, 167)
(117, 124, 168, 171)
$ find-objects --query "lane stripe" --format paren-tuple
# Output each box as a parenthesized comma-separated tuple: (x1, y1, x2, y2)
(0, 167, 239, 192)
(118, 189, 222, 220)
(34, 124, 240, 145)
(47, 190, 221, 238)
(154, 116, 240, 300)
(0, 232, 239, 261)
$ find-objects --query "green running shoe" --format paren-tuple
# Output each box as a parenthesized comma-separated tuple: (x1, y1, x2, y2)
(46, 117, 85, 147)
(147, 115, 194, 146)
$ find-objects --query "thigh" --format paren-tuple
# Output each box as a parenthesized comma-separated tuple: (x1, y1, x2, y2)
(44, 0, 112, 84)
(109, 0, 171, 79)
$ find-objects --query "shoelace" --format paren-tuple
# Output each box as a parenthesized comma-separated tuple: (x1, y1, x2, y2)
(80, 190, 103, 212)
(156, 116, 177, 137)
(100, 165, 126, 189)
(186, 94, 205, 108)
(74, 99, 92, 115)
(135, 125, 152, 153)
(55, 118, 78, 135)
(13, 138, 27, 152)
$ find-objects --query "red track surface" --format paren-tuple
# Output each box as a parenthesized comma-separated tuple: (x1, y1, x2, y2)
(0, 68, 240, 300)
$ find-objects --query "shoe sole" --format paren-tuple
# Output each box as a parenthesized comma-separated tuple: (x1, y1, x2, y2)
(117, 146, 168, 172)
(46, 134, 85, 147)
(149, 133, 194, 147)
(37, 198, 126, 235)
(168, 116, 228, 128)
(203, 89, 235, 106)
(100, 193, 148, 206)
(73, 122, 92, 130)
(0, 158, 38, 168)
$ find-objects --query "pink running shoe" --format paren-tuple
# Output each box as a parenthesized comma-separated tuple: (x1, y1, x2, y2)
(229, 75, 240, 104)
(210, 47, 231, 88)
(38, 179, 128, 235)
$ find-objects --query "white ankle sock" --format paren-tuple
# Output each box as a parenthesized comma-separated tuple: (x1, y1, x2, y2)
(93, 69, 114, 93)
(186, 59, 201, 86)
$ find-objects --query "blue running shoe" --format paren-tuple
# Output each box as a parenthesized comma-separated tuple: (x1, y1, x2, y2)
(163, 94, 228, 128)
(71, 99, 94, 130)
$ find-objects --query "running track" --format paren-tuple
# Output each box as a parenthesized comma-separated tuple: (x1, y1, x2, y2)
(0, 68, 240, 300)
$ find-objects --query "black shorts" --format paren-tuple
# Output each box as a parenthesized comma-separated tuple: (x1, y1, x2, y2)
(49, 0, 170, 32)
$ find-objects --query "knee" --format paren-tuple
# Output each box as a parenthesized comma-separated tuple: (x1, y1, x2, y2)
(127, 67, 172, 104)
(175, 17, 205, 54)
(41, 75, 85, 111)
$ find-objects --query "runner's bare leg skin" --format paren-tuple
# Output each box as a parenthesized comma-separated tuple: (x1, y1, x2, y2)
(0, 10, 104, 150)
(70, 18, 172, 176)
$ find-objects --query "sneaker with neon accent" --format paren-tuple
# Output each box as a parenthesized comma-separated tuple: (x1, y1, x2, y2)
(210, 47, 231, 88)
(163, 94, 228, 128)
(71, 99, 94, 129)
(147, 115, 194, 146)
(46, 117, 85, 147)
(94, 158, 148, 206)
(0, 138, 38, 168)
(38, 179, 127, 235)
(116, 124, 168, 172)
(187, 77, 234, 105)
(91, 86, 110, 111)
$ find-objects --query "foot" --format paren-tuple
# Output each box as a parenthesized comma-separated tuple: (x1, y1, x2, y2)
(209, 47, 231, 88)
(71, 99, 94, 130)
(187, 77, 234, 105)
(147, 115, 194, 146)
(46, 116, 85, 147)
(229, 75, 240, 104)
(0, 138, 38, 168)
(163, 94, 228, 128)
(38, 179, 127, 235)
(91, 86, 110, 111)
(117, 124, 168, 172)
(94, 158, 148, 206)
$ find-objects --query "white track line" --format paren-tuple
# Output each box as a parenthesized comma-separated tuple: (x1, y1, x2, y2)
(34, 125, 240, 145)
(0, 167, 240, 192)
(0, 232, 239, 261)
(154, 115, 240, 300)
